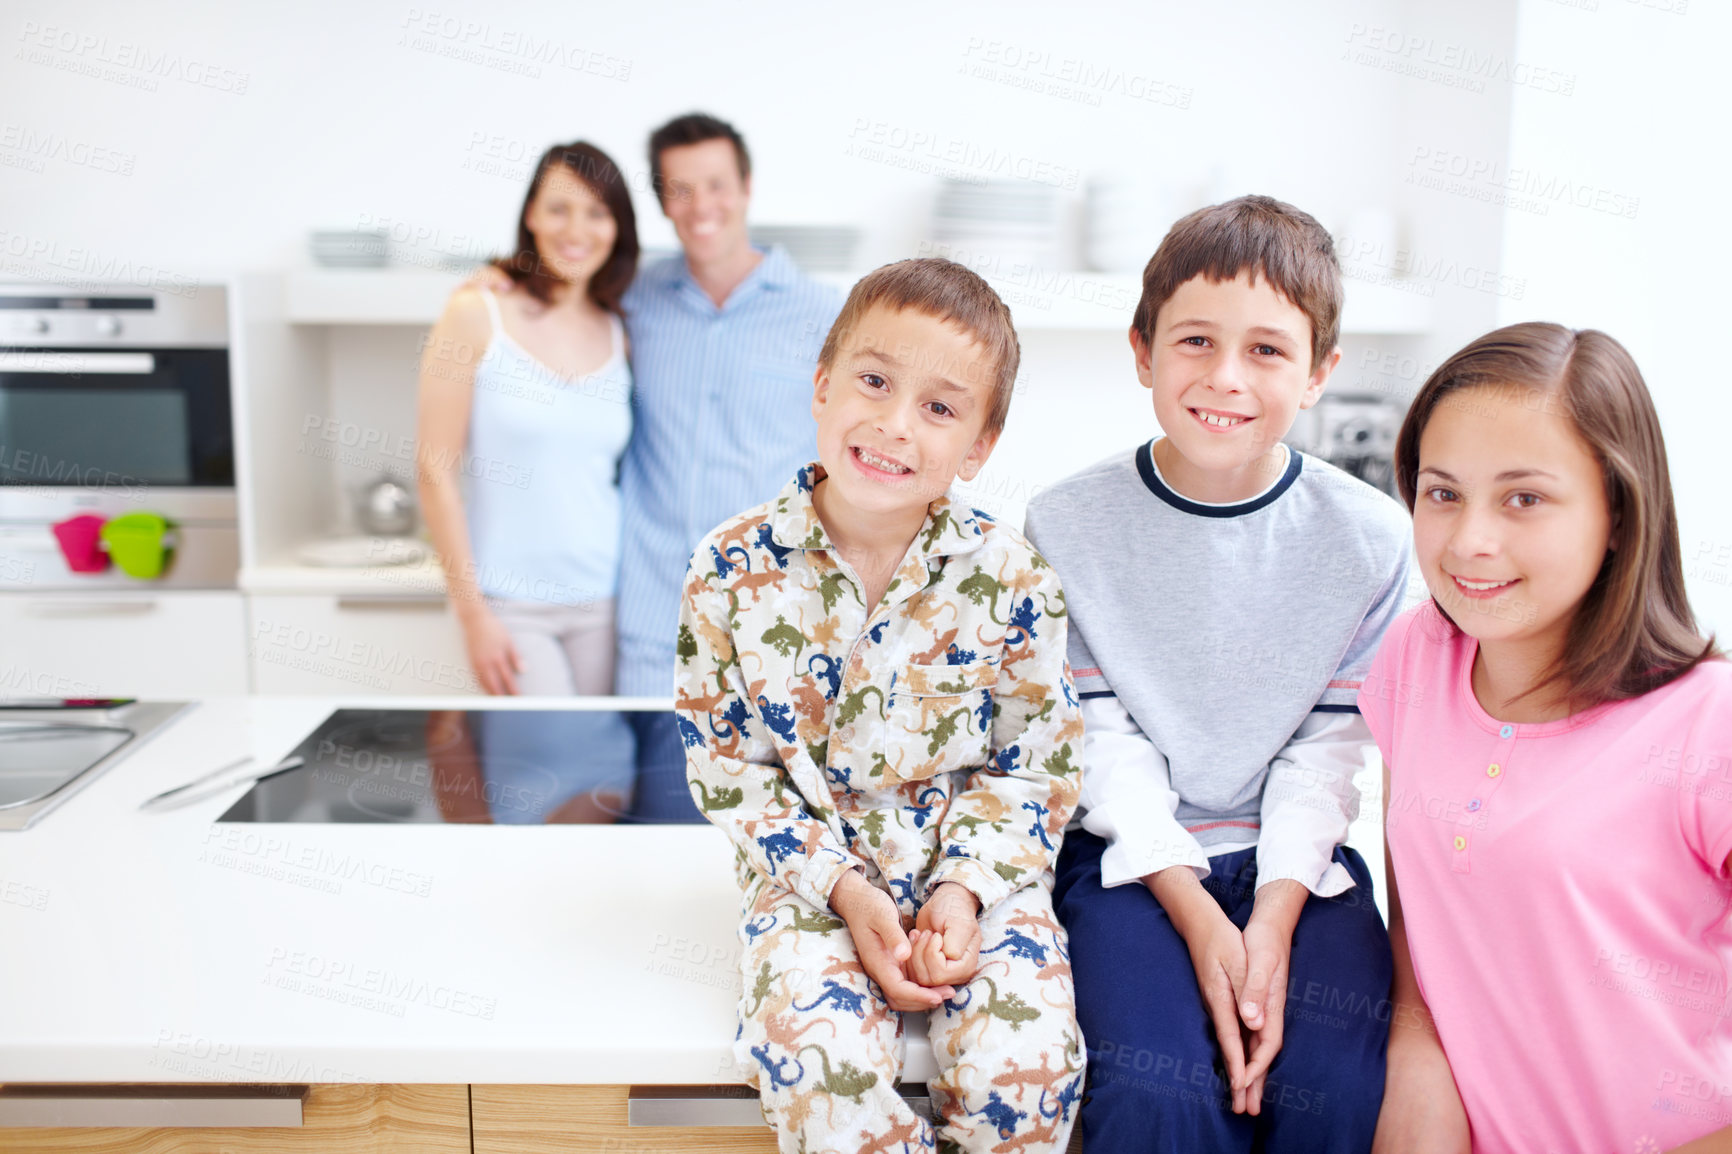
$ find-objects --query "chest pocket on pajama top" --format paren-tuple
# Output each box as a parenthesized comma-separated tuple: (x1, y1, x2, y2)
(882, 659, 998, 785)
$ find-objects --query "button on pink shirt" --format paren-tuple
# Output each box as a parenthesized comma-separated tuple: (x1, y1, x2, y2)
(1361, 603, 1732, 1154)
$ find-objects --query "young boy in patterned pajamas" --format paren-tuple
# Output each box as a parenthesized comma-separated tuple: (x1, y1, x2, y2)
(675, 258, 1085, 1153)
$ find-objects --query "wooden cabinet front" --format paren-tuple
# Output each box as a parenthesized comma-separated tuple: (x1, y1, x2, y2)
(0, 1083, 1087, 1152)
(471, 1085, 779, 1153)
(0, 1083, 469, 1153)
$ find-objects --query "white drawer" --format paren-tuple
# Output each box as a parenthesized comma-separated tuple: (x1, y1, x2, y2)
(0, 591, 250, 699)
(247, 594, 477, 696)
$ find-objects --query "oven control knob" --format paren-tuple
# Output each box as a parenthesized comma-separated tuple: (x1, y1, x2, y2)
(93, 315, 122, 337)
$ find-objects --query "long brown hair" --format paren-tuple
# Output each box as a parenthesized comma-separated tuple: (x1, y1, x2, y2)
(1394, 322, 1719, 707)
(492, 141, 638, 312)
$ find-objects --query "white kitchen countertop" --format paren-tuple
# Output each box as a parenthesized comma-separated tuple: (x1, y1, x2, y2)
(240, 556, 448, 597)
(0, 696, 939, 1086)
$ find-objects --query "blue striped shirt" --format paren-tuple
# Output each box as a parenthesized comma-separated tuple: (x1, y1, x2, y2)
(615, 246, 842, 696)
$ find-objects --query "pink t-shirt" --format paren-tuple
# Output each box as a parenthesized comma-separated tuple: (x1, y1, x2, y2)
(1361, 603, 1732, 1154)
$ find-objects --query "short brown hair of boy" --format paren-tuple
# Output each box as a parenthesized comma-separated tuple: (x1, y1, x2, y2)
(1394, 321, 1720, 706)
(818, 258, 1021, 438)
(1131, 194, 1343, 370)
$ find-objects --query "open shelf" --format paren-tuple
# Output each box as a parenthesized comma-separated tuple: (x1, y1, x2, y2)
(284, 268, 1432, 335)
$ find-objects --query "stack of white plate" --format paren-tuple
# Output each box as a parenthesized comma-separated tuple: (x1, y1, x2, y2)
(749, 225, 861, 272)
(931, 180, 1062, 272)
(307, 230, 390, 268)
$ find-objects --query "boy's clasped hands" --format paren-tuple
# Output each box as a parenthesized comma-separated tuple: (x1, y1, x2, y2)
(1150, 867, 1311, 1117)
(830, 868, 982, 1012)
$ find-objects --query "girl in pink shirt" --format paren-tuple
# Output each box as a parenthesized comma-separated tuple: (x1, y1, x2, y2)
(1359, 323, 1731, 1153)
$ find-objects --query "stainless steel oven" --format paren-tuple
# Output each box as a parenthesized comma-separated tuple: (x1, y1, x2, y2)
(0, 284, 238, 589)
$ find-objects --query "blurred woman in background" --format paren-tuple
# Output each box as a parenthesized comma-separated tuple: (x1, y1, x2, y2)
(417, 141, 638, 695)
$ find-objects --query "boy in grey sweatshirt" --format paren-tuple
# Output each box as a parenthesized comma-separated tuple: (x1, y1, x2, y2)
(1024, 195, 1413, 1153)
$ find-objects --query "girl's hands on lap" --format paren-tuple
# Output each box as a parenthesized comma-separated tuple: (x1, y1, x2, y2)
(461, 608, 522, 695)
(830, 870, 951, 1012)
(908, 882, 982, 990)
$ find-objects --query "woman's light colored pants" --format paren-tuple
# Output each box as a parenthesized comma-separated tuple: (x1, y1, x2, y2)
(490, 598, 615, 695)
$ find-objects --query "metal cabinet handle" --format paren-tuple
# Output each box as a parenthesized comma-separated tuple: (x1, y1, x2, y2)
(334, 596, 447, 610)
(628, 1084, 934, 1127)
(25, 600, 157, 617)
(0, 1085, 306, 1128)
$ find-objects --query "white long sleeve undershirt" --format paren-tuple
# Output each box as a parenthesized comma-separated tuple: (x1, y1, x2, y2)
(1078, 694, 1367, 896)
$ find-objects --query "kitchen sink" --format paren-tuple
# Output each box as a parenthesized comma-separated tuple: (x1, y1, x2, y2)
(0, 701, 189, 830)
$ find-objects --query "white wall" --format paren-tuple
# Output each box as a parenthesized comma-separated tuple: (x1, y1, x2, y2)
(1501, 0, 1730, 639)
(2, 0, 1492, 270)
(1, 0, 1515, 490)
(5, 0, 1523, 535)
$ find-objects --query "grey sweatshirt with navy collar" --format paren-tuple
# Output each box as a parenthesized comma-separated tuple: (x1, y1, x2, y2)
(1024, 439, 1415, 853)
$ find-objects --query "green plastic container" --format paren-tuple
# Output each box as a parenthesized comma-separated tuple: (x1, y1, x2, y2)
(100, 512, 175, 579)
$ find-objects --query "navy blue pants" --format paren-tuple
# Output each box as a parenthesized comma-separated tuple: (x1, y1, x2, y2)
(1054, 831, 1391, 1153)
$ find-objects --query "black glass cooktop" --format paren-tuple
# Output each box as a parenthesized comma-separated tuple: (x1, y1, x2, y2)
(218, 708, 646, 824)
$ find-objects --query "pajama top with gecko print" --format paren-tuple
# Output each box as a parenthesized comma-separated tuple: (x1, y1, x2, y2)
(675, 463, 1083, 918)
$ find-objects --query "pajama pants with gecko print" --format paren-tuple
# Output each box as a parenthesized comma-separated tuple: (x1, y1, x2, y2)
(733, 870, 1085, 1154)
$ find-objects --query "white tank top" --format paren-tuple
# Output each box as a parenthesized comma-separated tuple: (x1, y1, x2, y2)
(464, 289, 632, 605)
